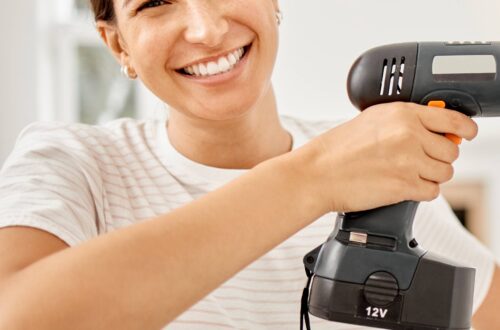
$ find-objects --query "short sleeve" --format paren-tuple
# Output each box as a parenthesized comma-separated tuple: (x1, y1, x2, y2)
(0, 123, 100, 246)
(414, 195, 497, 313)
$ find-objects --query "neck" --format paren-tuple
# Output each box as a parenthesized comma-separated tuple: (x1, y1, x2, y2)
(166, 87, 292, 169)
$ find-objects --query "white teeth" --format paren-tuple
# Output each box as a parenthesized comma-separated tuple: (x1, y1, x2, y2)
(193, 65, 200, 76)
(207, 62, 218, 75)
(182, 46, 247, 77)
(199, 63, 208, 76)
(218, 57, 230, 72)
(228, 53, 237, 66)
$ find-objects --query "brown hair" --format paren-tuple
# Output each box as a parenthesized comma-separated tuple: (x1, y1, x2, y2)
(89, 0, 116, 22)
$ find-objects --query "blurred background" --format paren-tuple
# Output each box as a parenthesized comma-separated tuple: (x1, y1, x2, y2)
(1, 0, 500, 258)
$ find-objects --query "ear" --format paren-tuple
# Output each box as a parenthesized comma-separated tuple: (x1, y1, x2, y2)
(96, 20, 133, 71)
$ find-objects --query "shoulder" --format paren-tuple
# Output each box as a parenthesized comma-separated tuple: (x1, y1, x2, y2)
(280, 114, 352, 139)
(4, 121, 95, 171)
(17, 118, 152, 143)
(3, 118, 157, 174)
(12, 118, 153, 153)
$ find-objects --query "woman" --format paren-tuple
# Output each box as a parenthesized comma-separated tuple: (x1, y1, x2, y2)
(0, 0, 497, 329)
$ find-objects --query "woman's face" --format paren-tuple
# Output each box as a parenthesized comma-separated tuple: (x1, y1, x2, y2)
(106, 0, 280, 121)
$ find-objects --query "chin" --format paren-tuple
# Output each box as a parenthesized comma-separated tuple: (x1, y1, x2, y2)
(187, 93, 262, 121)
(193, 105, 253, 122)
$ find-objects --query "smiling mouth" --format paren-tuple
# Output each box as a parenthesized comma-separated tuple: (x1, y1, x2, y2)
(176, 43, 252, 78)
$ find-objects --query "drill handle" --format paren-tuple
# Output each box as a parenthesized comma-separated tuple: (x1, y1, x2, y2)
(340, 201, 420, 253)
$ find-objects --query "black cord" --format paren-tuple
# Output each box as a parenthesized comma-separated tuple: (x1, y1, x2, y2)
(300, 267, 313, 330)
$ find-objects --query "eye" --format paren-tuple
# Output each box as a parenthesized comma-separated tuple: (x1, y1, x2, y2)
(136, 0, 169, 12)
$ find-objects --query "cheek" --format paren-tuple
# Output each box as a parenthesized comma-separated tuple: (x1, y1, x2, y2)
(129, 25, 174, 76)
(242, 3, 279, 65)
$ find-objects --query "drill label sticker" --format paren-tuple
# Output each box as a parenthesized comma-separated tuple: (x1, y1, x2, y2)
(365, 306, 388, 318)
(356, 293, 402, 323)
(357, 303, 399, 322)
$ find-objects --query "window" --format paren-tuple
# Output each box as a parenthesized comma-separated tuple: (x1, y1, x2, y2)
(78, 45, 137, 124)
(38, 0, 162, 125)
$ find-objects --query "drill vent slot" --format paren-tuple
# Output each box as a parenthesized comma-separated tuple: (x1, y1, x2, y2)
(380, 57, 405, 96)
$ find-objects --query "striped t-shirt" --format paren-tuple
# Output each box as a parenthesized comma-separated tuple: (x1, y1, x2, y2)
(0, 116, 495, 329)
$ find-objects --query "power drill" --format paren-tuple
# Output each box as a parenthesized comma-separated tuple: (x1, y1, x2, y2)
(301, 41, 500, 330)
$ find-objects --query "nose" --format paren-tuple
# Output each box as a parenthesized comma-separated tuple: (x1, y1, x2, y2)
(183, 1, 229, 47)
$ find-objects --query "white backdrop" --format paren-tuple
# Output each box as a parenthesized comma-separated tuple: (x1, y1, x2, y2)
(0, 1, 37, 168)
(1, 1, 500, 255)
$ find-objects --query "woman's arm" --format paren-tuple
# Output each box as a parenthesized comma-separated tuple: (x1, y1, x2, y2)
(0, 148, 327, 329)
(0, 103, 478, 329)
(473, 265, 500, 328)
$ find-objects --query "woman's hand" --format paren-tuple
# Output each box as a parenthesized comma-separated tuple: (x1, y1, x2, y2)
(299, 102, 478, 213)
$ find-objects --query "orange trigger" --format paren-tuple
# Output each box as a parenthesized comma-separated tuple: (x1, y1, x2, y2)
(427, 100, 462, 145)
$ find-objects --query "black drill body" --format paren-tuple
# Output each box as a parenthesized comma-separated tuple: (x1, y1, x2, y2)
(302, 42, 500, 330)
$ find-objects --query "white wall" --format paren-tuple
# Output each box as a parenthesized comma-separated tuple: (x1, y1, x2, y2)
(0, 0, 37, 164)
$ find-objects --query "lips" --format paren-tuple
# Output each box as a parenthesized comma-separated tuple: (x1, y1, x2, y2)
(176, 44, 251, 78)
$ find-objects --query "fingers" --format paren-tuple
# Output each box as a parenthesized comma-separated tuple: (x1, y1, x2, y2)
(420, 130, 460, 164)
(411, 179, 441, 202)
(418, 157, 454, 184)
(319, 101, 477, 210)
(416, 104, 479, 141)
